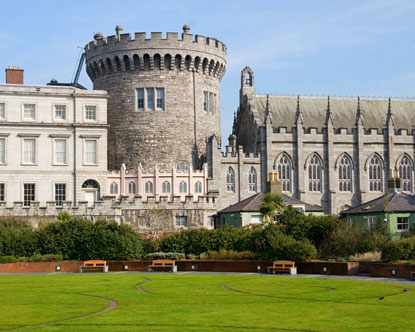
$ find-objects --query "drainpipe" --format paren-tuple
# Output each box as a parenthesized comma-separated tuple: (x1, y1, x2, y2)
(72, 90, 77, 206)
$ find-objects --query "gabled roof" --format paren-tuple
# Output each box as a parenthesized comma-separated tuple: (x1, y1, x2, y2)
(341, 191, 415, 215)
(254, 95, 415, 130)
(218, 192, 323, 214)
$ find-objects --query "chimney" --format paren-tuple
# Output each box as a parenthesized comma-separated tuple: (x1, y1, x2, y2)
(5, 66, 24, 84)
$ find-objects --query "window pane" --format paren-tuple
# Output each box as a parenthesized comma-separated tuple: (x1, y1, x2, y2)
(55, 139, 67, 164)
(55, 105, 66, 120)
(137, 88, 144, 110)
(23, 139, 35, 164)
(0, 103, 5, 119)
(0, 183, 5, 201)
(23, 104, 35, 120)
(55, 183, 66, 206)
(85, 140, 97, 164)
(85, 106, 97, 120)
(0, 138, 5, 164)
(156, 88, 165, 110)
(147, 88, 154, 110)
(23, 183, 35, 206)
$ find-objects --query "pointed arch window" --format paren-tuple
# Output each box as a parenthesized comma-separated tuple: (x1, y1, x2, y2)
(274, 153, 292, 192)
(110, 182, 118, 194)
(248, 167, 257, 192)
(308, 154, 323, 192)
(145, 181, 153, 194)
(195, 181, 203, 193)
(399, 155, 413, 192)
(179, 181, 188, 193)
(128, 181, 136, 194)
(368, 154, 383, 192)
(338, 154, 353, 192)
(162, 181, 171, 193)
(226, 167, 235, 192)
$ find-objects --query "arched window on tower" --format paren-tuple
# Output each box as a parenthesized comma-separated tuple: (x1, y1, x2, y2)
(179, 181, 187, 193)
(164, 54, 172, 70)
(154, 54, 161, 70)
(226, 167, 235, 192)
(143, 54, 151, 71)
(128, 181, 136, 194)
(248, 167, 257, 192)
(338, 154, 353, 192)
(368, 154, 384, 192)
(123, 55, 131, 71)
(175, 54, 182, 70)
(308, 153, 323, 192)
(274, 153, 292, 192)
(110, 182, 118, 195)
(399, 155, 413, 192)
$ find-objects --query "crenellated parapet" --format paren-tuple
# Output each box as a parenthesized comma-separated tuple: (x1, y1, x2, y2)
(85, 25, 227, 81)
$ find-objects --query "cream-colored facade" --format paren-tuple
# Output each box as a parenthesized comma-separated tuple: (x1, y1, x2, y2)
(0, 83, 108, 206)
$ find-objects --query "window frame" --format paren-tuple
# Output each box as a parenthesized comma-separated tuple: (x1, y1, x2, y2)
(21, 137, 37, 165)
(53, 138, 68, 165)
(0, 183, 6, 201)
(195, 181, 203, 194)
(110, 182, 119, 195)
(248, 167, 258, 192)
(397, 216, 410, 233)
(0, 136, 7, 165)
(54, 183, 66, 206)
(162, 180, 171, 193)
(23, 183, 36, 207)
(84, 105, 97, 122)
(179, 180, 188, 194)
(274, 153, 292, 193)
(307, 154, 323, 193)
(368, 154, 384, 192)
(128, 181, 137, 194)
(21, 103, 37, 122)
(83, 139, 98, 165)
(226, 167, 236, 192)
(145, 181, 154, 194)
(338, 154, 353, 192)
(0, 101, 6, 121)
(398, 155, 413, 192)
(175, 214, 188, 227)
(53, 104, 68, 122)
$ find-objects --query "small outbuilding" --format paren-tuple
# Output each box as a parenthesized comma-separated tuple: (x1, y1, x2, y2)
(215, 192, 323, 228)
(340, 191, 415, 237)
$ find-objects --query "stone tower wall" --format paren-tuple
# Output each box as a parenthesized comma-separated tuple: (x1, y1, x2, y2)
(84, 26, 227, 172)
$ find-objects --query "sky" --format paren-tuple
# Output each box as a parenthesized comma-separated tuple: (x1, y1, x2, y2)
(0, 0, 414, 140)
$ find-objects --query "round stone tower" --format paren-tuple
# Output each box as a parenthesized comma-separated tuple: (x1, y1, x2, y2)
(84, 25, 227, 171)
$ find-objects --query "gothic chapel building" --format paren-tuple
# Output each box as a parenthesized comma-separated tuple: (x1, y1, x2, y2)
(234, 67, 415, 214)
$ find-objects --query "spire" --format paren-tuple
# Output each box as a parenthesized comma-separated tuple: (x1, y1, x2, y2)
(325, 96, 333, 126)
(295, 95, 303, 125)
(265, 94, 272, 125)
(386, 97, 395, 127)
(356, 96, 363, 126)
(232, 110, 237, 134)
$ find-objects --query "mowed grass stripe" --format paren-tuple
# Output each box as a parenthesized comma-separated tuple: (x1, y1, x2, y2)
(0, 273, 414, 332)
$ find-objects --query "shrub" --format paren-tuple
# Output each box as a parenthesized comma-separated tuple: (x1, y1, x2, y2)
(0, 220, 38, 257)
(203, 250, 256, 260)
(381, 237, 415, 262)
(145, 252, 185, 260)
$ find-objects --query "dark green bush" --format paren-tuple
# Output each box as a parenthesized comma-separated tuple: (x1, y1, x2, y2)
(145, 252, 185, 260)
(381, 237, 415, 262)
(0, 220, 38, 257)
(203, 250, 257, 260)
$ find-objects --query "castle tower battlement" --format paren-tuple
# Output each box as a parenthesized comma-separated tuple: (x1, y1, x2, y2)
(85, 25, 227, 172)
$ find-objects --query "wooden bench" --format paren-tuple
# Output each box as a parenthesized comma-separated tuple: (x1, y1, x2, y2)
(267, 260, 297, 275)
(81, 260, 108, 273)
(148, 259, 177, 272)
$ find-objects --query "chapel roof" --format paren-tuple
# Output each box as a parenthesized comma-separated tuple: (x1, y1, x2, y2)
(254, 95, 415, 130)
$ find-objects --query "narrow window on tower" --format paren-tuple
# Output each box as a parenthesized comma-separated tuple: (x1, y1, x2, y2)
(203, 91, 209, 112)
(156, 88, 165, 111)
(137, 88, 144, 111)
(147, 88, 154, 111)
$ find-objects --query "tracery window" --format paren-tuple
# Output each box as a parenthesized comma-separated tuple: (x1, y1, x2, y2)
(128, 181, 136, 194)
(338, 154, 353, 192)
(179, 181, 188, 193)
(145, 181, 153, 194)
(226, 167, 235, 192)
(399, 155, 413, 192)
(308, 154, 323, 192)
(110, 182, 118, 194)
(274, 153, 292, 192)
(248, 167, 257, 192)
(368, 155, 383, 192)
(162, 181, 171, 193)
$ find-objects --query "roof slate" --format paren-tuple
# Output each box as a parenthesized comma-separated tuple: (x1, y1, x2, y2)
(218, 192, 323, 214)
(254, 95, 415, 130)
(341, 191, 415, 215)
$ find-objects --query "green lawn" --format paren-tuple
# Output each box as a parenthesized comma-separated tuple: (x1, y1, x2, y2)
(0, 273, 414, 332)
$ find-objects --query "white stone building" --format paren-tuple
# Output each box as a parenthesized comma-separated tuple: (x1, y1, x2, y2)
(0, 68, 108, 207)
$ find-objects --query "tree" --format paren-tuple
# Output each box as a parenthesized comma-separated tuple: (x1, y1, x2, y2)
(260, 193, 284, 223)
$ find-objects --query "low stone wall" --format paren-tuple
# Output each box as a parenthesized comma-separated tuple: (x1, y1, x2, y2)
(359, 262, 415, 280)
(176, 260, 272, 273)
(298, 261, 360, 276)
(0, 261, 81, 273)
